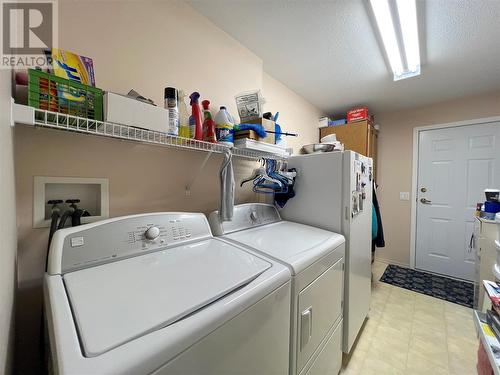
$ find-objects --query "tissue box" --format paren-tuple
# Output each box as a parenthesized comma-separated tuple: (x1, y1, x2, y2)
(104, 92, 168, 133)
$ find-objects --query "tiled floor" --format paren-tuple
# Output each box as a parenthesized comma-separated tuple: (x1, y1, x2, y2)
(341, 261, 479, 375)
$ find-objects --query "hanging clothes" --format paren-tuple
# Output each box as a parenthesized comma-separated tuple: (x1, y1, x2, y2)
(372, 184, 385, 252)
(219, 149, 234, 221)
(372, 205, 378, 240)
(274, 168, 297, 208)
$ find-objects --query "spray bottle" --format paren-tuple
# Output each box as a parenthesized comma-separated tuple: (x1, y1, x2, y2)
(201, 100, 217, 143)
(189, 92, 203, 141)
(214, 106, 234, 146)
(178, 90, 191, 138)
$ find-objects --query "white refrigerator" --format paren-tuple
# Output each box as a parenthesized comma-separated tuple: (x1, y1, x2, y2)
(279, 151, 373, 353)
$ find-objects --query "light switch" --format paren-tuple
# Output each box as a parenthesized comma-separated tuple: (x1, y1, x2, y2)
(400, 192, 410, 201)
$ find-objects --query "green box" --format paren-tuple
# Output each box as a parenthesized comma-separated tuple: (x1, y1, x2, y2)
(28, 69, 103, 121)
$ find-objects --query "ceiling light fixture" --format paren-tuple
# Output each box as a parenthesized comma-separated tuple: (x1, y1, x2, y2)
(369, 0, 421, 81)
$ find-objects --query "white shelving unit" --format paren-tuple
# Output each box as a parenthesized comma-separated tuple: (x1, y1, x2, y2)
(11, 102, 286, 161)
(474, 310, 500, 375)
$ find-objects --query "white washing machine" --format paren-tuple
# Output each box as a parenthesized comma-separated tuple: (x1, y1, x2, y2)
(44, 212, 292, 374)
(209, 204, 346, 375)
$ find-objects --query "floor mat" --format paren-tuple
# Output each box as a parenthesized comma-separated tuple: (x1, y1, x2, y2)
(380, 264, 474, 308)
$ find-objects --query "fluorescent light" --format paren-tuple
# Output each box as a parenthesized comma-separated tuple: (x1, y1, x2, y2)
(396, 0, 420, 75)
(369, 0, 421, 81)
(370, 0, 403, 77)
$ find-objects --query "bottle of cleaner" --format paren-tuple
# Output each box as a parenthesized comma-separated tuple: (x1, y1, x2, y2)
(189, 92, 203, 141)
(178, 90, 191, 138)
(164, 87, 179, 136)
(214, 106, 234, 146)
(201, 100, 217, 143)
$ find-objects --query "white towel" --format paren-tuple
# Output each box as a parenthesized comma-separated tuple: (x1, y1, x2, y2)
(219, 149, 234, 221)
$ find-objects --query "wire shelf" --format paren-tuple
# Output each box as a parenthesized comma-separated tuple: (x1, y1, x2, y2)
(19, 106, 286, 160)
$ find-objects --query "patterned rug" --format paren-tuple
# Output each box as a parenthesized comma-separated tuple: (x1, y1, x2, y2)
(380, 264, 474, 308)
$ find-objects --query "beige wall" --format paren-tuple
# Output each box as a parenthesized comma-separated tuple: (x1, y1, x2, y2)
(0, 71, 16, 374)
(55, 0, 264, 121)
(13, 0, 321, 372)
(263, 73, 323, 151)
(375, 90, 500, 266)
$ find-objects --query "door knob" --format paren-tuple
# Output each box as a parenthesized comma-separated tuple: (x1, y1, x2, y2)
(420, 198, 432, 204)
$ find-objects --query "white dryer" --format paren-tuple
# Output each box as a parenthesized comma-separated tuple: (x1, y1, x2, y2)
(44, 212, 291, 374)
(209, 204, 345, 375)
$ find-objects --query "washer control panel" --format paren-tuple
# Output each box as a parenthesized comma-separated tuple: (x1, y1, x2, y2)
(57, 213, 210, 274)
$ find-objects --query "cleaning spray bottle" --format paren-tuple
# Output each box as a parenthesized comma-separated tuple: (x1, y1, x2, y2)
(178, 90, 191, 138)
(201, 100, 216, 143)
(214, 106, 234, 146)
(189, 92, 203, 141)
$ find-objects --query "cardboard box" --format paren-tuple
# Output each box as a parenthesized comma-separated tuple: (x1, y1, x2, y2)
(347, 115, 375, 126)
(104, 92, 169, 133)
(234, 130, 259, 140)
(347, 107, 369, 123)
(247, 117, 276, 144)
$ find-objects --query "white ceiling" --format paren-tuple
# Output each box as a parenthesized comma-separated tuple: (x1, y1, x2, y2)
(189, 0, 500, 115)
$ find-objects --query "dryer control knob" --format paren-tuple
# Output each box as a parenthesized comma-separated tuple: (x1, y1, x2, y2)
(144, 226, 160, 240)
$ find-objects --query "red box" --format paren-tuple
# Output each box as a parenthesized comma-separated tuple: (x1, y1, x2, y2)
(347, 107, 369, 123)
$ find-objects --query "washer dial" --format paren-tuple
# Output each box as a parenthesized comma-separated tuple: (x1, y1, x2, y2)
(144, 226, 160, 240)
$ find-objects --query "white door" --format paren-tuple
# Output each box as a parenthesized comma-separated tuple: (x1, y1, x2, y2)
(415, 121, 500, 280)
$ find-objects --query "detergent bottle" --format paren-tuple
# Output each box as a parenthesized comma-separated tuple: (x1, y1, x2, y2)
(189, 92, 203, 141)
(214, 106, 234, 146)
(178, 90, 191, 138)
(201, 100, 216, 143)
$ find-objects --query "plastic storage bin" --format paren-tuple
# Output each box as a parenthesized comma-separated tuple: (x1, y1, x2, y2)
(28, 69, 103, 121)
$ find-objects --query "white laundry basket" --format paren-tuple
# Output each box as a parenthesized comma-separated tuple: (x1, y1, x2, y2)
(494, 263, 500, 280)
(494, 212, 500, 280)
(495, 236, 500, 280)
(496, 213, 500, 242)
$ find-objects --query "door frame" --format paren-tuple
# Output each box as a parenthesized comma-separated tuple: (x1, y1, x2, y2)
(409, 115, 500, 269)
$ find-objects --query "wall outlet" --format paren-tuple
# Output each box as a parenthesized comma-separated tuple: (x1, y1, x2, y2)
(400, 192, 410, 201)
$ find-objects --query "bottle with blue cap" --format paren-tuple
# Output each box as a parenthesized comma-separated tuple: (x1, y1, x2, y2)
(214, 106, 234, 146)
